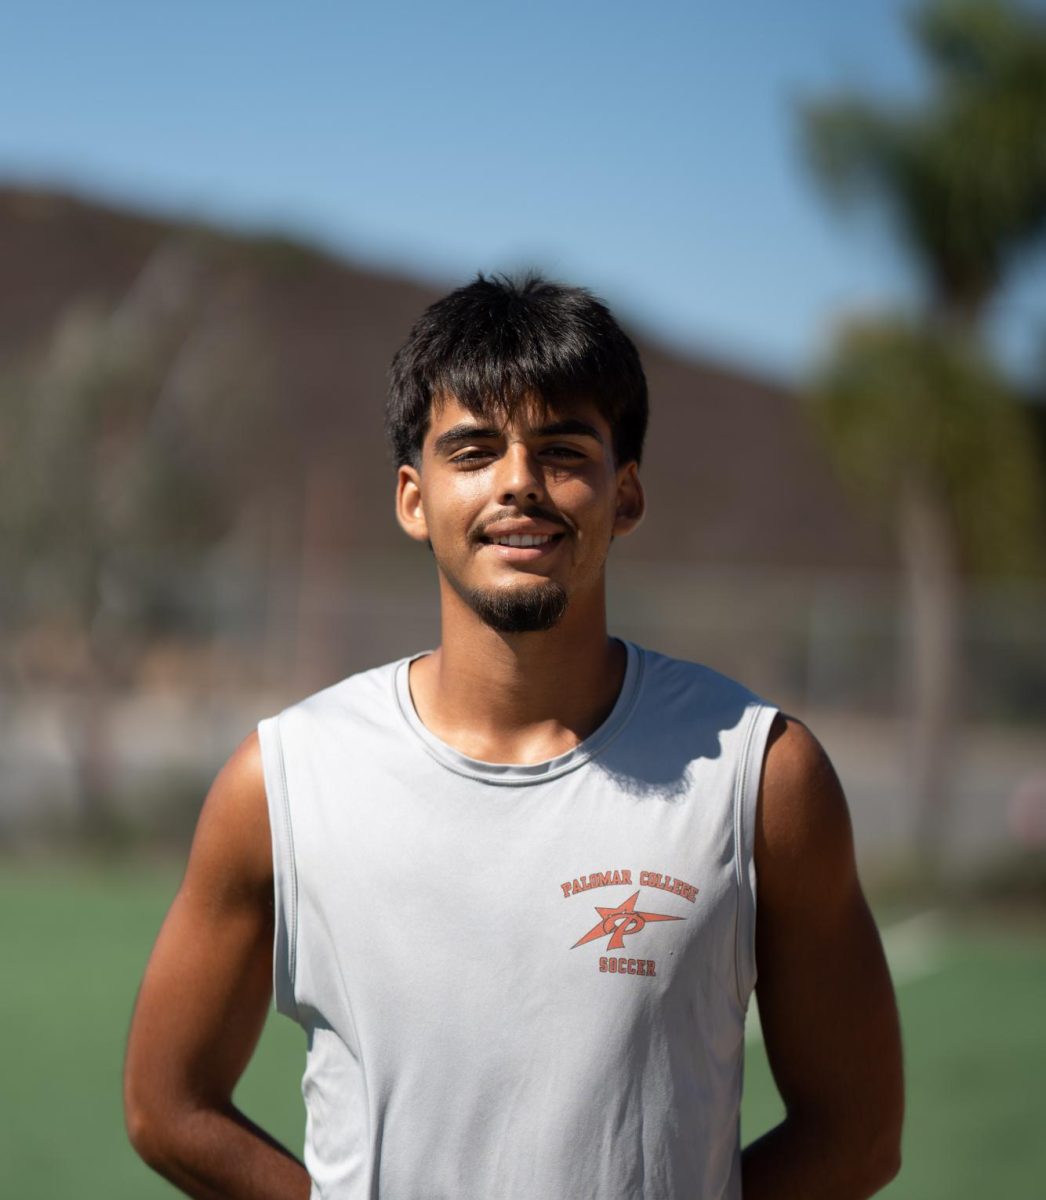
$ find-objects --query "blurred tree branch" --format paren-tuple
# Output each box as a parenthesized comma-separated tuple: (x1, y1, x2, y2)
(0, 238, 276, 840)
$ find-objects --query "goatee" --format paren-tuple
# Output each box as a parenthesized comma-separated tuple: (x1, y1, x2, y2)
(461, 580, 569, 633)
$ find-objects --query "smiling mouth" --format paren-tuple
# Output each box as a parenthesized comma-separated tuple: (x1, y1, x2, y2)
(480, 533, 564, 548)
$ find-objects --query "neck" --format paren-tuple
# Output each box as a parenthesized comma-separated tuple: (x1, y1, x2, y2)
(407, 577, 626, 763)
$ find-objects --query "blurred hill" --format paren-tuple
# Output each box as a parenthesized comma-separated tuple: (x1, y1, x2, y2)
(2, 185, 1042, 863)
(0, 184, 893, 573)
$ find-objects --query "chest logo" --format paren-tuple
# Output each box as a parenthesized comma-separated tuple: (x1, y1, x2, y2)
(572, 889, 683, 951)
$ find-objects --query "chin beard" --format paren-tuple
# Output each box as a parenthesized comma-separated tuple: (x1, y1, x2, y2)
(460, 580, 569, 633)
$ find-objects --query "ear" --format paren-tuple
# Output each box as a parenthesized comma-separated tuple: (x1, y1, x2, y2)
(395, 464, 429, 543)
(612, 462, 645, 539)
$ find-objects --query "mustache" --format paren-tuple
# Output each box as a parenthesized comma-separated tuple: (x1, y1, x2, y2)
(471, 506, 570, 542)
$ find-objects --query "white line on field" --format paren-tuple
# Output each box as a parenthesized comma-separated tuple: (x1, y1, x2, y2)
(744, 909, 947, 1046)
(880, 908, 949, 985)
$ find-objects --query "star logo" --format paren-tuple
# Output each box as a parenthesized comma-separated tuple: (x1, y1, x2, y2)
(571, 890, 684, 951)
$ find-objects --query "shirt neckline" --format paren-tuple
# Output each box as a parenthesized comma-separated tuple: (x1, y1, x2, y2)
(392, 639, 644, 786)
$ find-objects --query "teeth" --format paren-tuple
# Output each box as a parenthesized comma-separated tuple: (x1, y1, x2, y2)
(492, 534, 554, 547)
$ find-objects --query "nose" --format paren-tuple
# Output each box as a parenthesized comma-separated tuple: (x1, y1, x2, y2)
(495, 442, 545, 506)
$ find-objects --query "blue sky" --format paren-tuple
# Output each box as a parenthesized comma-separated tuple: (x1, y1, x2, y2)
(2, 0, 1043, 381)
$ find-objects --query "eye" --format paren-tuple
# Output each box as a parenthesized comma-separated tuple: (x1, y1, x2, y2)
(451, 449, 494, 467)
(542, 444, 585, 459)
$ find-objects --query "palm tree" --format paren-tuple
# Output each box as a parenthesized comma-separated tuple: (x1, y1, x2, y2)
(799, 0, 1046, 873)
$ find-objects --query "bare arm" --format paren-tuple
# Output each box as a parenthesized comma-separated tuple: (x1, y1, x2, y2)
(124, 731, 311, 1199)
(741, 715, 904, 1199)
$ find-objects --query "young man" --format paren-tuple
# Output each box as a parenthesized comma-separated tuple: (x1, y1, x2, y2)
(125, 274, 903, 1199)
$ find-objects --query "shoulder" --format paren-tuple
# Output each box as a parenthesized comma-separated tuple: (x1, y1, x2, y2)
(756, 714, 857, 909)
(186, 730, 273, 905)
(632, 642, 765, 713)
(271, 655, 413, 730)
(760, 714, 848, 835)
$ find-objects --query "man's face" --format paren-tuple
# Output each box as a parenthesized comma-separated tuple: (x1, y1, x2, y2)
(395, 394, 644, 633)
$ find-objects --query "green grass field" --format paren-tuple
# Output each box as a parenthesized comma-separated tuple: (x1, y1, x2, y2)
(1, 864, 1043, 1198)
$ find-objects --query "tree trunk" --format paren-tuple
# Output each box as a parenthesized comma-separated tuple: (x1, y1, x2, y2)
(898, 475, 960, 881)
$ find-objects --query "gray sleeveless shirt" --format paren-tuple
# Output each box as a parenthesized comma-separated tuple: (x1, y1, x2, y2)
(258, 640, 778, 1200)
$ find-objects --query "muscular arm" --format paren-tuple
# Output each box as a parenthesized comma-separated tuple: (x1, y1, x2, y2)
(124, 732, 311, 1199)
(741, 715, 904, 1199)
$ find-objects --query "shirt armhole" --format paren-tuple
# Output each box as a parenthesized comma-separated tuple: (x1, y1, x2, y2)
(257, 714, 300, 1018)
(733, 701, 779, 1008)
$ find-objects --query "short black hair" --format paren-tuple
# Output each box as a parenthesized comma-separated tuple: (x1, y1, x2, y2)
(386, 272, 648, 469)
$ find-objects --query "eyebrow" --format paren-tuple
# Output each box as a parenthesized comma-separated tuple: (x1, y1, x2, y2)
(432, 424, 504, 454)
(537, 419, 604, 443)
(432, 418, 604, 455)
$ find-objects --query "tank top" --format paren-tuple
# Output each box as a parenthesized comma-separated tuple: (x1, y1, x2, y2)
(257, 639, 778, 1200)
